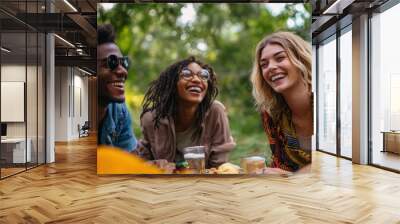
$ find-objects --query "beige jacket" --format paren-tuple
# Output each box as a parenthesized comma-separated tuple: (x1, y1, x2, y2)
(138, 101, 236, 168)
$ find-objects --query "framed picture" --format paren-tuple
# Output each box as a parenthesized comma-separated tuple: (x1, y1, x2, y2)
(97, 3, 312, 175)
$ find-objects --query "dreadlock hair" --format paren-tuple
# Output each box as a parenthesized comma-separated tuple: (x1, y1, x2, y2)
(141, 56, 219, 140)
(98, 24, 116, 45)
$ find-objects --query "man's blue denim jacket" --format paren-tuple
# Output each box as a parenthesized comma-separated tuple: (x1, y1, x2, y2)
(99, 102, 137, 152)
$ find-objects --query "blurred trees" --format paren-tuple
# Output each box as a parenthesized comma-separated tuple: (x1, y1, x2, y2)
(98, 3, 311, 164)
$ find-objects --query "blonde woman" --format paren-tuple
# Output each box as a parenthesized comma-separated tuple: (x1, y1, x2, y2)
(250, 32, 312, 172)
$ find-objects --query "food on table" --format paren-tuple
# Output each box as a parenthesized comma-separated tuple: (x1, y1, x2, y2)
(217, 162, 241, 174)
(207, 168, 218, 174)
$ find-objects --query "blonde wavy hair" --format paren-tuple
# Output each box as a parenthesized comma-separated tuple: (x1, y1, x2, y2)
(250, 31, 311, 123)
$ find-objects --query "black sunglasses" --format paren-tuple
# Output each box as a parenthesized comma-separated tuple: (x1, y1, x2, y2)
(100, 55, 130, 71)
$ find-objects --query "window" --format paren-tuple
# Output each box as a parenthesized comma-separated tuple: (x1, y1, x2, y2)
(0, 1, 46, 179)
(317, 36, 337, 154)
(339, 28, 352, 158)
(371, 2, 400, 171)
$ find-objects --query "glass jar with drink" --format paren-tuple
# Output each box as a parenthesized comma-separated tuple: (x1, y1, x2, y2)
(183, 146, 206, 174)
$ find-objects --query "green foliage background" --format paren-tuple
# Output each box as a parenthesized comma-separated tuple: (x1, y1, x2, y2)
(98, 3, 311, 165)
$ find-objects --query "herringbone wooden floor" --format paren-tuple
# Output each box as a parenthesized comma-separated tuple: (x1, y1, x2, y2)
(1, 136, 400, 223)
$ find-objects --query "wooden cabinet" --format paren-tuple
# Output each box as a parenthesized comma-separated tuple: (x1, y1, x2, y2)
(382, 132, 400, 154)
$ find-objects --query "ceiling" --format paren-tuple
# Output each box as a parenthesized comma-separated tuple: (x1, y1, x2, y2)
(0, 0, 97, 73)
(311, 0, 389, 44)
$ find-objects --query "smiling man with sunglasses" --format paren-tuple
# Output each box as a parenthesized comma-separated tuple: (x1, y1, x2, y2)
(97, 24, 137, 152)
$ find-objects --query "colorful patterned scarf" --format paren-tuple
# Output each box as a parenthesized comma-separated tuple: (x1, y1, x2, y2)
(261, 111, 311, 172)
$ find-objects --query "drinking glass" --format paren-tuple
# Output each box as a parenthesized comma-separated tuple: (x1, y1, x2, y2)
(183, 146, 206, 174)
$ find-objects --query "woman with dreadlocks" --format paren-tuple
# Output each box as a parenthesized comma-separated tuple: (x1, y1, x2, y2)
(138, 56, 236, 168)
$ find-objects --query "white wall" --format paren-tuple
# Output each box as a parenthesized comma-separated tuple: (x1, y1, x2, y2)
(1, 65, 26, 81)
(54, 66, 69, 141)
(1, 65, 28, 138)
(73, 73, 89, 137)
(54, 67, 89, 141)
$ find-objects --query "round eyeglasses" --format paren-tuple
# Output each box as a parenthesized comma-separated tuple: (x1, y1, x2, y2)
(180, 68, 210, 81)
